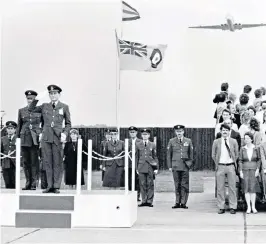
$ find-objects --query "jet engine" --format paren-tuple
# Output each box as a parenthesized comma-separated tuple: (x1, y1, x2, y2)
(235, 23, 242, 30)
(221, 24, 227, 30)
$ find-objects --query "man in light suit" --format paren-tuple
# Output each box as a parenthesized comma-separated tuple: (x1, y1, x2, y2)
(128, 126, 142, 201)
(167, 125, 193, 209)
(33, 85, 71, 193)
(212, 123, 239, 214)
(136, 129, 158, 207)
(216, 119, 241, 150)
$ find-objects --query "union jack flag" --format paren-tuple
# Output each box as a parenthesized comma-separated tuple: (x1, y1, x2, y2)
(119, 40, 147, 57)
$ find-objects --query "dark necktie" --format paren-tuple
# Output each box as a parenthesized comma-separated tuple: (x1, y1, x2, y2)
(144, 141, 147, 147)
(224, 139, 232, 158)
(9, 136, 12, 142)
(179, 139, 182, 143)
(52, 103, 55, 109)
(114, 140, 116, 145)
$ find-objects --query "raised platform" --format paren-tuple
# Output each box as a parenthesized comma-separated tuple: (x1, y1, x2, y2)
(0, 190, 137, 228)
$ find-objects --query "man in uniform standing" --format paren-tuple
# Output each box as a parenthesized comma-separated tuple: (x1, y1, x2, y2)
(136, 129, 158, 207)
(128, 126, 142, 201)
(1, 121, 17, 189)
(167, 125, 193, 209)
(100, 128, 111, 181)
(17, 90, 42, 190)
(34, 85, 71, 193)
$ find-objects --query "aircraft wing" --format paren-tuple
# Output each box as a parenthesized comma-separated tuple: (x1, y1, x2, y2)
(189, 24, 227, 30)
(241, 23, 266, 28)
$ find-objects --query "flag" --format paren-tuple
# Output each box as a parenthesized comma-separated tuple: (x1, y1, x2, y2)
(118, 39, 167, 71)
(122, 1, 140, 21)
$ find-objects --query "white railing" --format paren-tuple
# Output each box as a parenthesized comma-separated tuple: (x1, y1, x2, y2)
(15, 138, 21, 195)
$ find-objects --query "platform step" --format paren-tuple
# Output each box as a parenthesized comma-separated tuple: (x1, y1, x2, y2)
(19, 195, 74, 210)
(15, 211, 72, 228)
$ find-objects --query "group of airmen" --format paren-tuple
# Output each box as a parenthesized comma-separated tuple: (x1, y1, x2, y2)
(1, 85, 194, 208)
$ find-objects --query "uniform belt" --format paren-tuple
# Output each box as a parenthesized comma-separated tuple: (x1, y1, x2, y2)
(218, 163, 234, 166)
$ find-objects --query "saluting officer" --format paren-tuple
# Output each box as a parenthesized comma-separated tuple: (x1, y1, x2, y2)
(17, 90, 42, 190)
(100, 128, 111, 181)
(1, 121, 17, 189)
(167, 125, 193, 209)
(102, 128, 125, 188)
(128, 126, 142, 201)
(136, 129, 158, 207)
(33, 85, 71, 193)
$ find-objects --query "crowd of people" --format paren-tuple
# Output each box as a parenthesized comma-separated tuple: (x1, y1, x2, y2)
(212, 83, 266, 214)
(1, 83, 266, 213)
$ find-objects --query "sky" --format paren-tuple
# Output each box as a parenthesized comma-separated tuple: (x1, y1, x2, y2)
(1, 0, 266, 128)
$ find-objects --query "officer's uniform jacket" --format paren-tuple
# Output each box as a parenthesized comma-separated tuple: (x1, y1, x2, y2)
(167, 137, 193, 171)
(128, 138, 142, 168)
(0, 135, 17, 169)
(136, 141, 158, 173)
(102, 140, 125, 167)
(32, 100, 71, 145)
(17, 105, 42, 147)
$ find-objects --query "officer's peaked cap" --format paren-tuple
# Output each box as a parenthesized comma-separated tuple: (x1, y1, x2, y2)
(47, 85, 62, 93)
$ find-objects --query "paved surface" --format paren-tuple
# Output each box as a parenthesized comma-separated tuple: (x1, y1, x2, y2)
(1, 177, 266, 244)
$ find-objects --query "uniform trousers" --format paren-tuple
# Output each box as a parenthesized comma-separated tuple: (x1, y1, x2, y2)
(21, 146, 39, 188)
(42, 142, 63, 189)
(2, 164, 16, 189)
(216, 164, 237, 209)
(172, 170, 189, 205)
(128, 168, 140, 198)
(138, 165, 154, 204)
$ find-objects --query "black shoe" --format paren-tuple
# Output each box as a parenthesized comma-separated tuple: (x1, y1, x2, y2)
(54, 189, 60, 194)
(137, 198, 141, 202)
(147, 203, 153, 207)
(230, 209, 236, 214)
(218, 209, 225, 214)
(138, 203, 147, 207)
(172, 203, 181, 209)
(42, 188, 52, 193)
(22, 186, 31, 190)
(30, 187, 36, 190)
(180, 204, 188, 209)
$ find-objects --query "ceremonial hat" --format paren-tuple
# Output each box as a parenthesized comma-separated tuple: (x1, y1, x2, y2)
(6, 121, 17, 128)
(25, 90, 38, 97)
(70, 129, 79, 135)
(110, 128, 118, 132)
(128, 126, 138, 131)
(104, 128, 111, 133)
(47, 85, 62, 93)
(174, 125, 185, 130)
(141, 128, 151, 134)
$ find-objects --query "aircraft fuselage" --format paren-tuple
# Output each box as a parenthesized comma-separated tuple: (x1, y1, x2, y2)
(227, 18, 234, 31)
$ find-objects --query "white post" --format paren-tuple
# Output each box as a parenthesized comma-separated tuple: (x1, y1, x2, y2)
(76, 139, 82, 195)
(15, 138, 21, 195)
(132, 141, 135, 191)
(125, 139, 129, 195)
(87, 139, 92, 191)
(154, 136, 157, 147)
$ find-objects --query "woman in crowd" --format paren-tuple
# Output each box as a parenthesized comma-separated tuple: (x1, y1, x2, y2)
(239, 111, 251, 146)
(249, 118, 263, 147)
(236, 93, 249, 123)
(102, 128, 125, 188)
(253, 89, 263, 112)
(247, 106, 256, 118)
(239, 132, 261, 214)
(64, 129, 85, 189)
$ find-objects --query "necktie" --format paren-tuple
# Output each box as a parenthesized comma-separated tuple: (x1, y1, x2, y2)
(114, 140, 116, 145)
(144, 141, 147, 147)
(179, 139, 182, 143)
(9, 136, 12, 141)
(52, 103, 55, 109)
(224, 139, 232, 158)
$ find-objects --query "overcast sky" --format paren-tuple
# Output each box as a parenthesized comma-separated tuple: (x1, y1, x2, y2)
(1, 0, 266, 127)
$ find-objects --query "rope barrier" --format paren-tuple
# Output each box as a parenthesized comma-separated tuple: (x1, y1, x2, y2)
(0, 127, 6, 132)
(0, 150, 19, 159)
(83, 151, 126, 161)
(92, 150, 126, 159)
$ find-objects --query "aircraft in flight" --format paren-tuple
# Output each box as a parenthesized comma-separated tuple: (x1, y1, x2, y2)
(189, 15, 266, 32)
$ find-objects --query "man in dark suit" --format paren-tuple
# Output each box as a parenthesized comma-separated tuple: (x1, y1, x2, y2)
(212, 124, 239, 214)
(167, 125, 194, 209)
(136, 129, 158, 207)
(100, 128, 111, 181)
(216, 119, 241, 150)
(1, 121, 17, 189)
(33, 85, 71, 193)
(128, 126, 142, 201)
(17, 90, 42, 190)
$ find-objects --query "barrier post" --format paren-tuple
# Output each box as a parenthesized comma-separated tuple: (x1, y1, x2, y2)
(15, 138, 21, 195)
(76, 139, 82, 195)
(125, 139, 129, 195)
(154, 136, 157, 147)
(132, 141, 135, 191)
(87, 139, 92, 191)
